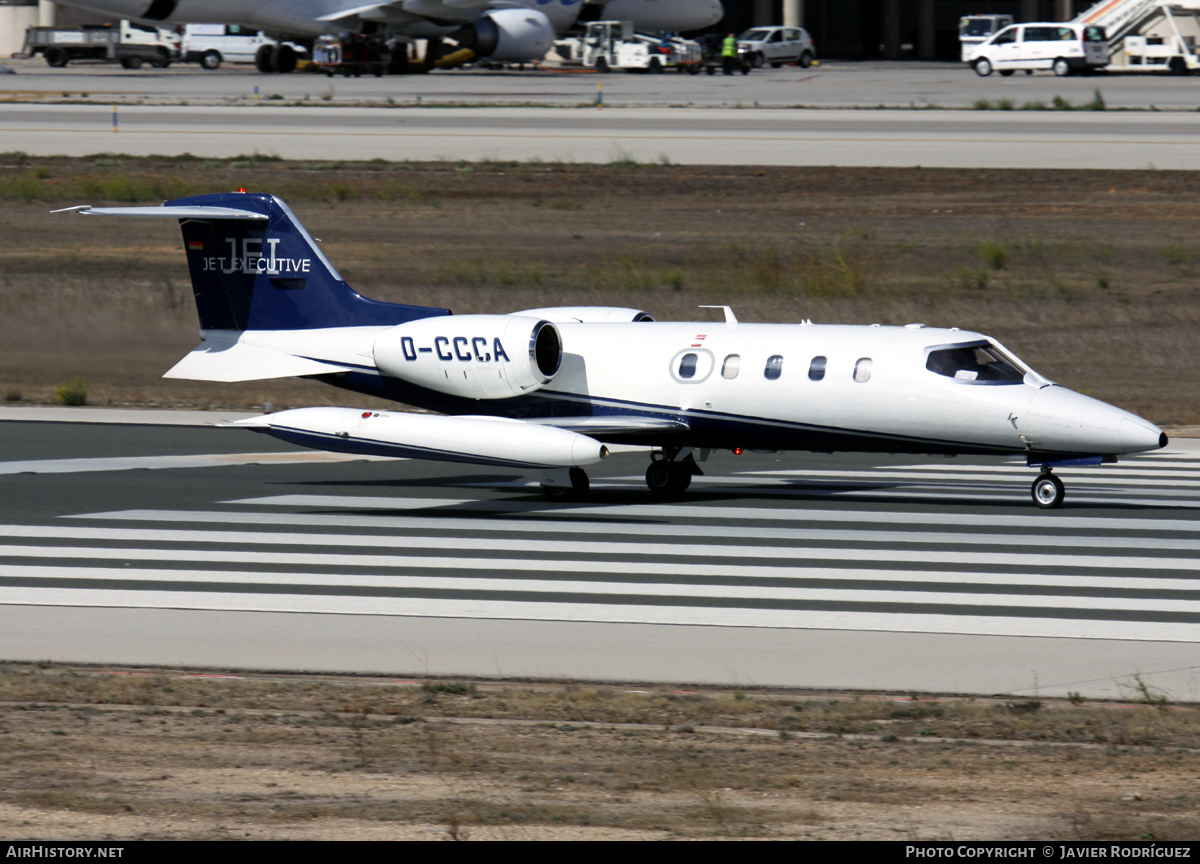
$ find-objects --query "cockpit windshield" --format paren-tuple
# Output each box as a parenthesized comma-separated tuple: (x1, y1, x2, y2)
(925, 341, 1028, 384)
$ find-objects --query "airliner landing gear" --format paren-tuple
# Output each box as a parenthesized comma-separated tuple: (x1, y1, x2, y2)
(1031, 471, 1065, 509)
(541, 466, 589, 501)
(645, 448, 700, 498)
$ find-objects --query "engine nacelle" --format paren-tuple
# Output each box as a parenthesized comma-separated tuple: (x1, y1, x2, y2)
(374, 314, 561, 399)
(457, 8, 555, 61)
(512, 307, 656, 323)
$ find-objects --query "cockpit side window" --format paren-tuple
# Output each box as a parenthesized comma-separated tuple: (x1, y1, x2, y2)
(925, 341, 1026, 384)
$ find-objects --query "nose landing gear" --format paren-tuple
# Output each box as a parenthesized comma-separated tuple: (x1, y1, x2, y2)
(1031, 470, 1065, 509)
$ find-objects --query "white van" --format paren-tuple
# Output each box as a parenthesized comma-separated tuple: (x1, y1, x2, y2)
(182, 24, 275, 69)
(967, 22, 1108, 77)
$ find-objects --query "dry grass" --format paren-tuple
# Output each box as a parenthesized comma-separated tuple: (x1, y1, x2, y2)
(2, 664, 1200, 840)
(1, 157, 1198, 422)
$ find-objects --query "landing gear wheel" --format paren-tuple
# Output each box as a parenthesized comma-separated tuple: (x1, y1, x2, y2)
(255, 44, 276, 73)
(272, 44, 297, 74)
(542, 467, 589, 502)
(645, 461, 692, 498)
(1031, 473, 1065, 509)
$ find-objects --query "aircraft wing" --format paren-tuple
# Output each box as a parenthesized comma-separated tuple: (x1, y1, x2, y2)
(315, 0, 505, 24)
(525, 416, 690, 437)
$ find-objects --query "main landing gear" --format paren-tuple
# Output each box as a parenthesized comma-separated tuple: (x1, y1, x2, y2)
(1031, 469, 1066, 509)
(645, 448, 701, 498)
(539, 447, 702, 502)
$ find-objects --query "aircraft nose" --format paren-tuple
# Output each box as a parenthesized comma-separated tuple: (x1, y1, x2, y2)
(1025, 386, 1165, 455)
(1121, 417, 1168, 453)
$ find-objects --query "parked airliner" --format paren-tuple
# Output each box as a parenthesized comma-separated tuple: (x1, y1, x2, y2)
(49, 0, 724, 68)
(60, 192, 1166, 508)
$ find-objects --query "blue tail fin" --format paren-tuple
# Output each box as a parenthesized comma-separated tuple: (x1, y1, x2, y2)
(139, 192, 447, 331)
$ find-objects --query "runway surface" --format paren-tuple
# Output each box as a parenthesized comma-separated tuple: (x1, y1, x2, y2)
(2, 413, 1198, 699)
(5, 102, 1199, 167)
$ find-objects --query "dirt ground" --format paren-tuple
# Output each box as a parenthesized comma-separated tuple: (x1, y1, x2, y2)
(4, 158, 1200, 841)
(2, 156, 1199, 424)
(2, 665, 1199, 841)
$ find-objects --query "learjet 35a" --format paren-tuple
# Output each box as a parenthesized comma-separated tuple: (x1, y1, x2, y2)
(62, 192, 1167, 508)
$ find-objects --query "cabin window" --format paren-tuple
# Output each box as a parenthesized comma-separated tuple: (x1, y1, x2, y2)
(722, 354, 740, 379)
(925, 342, 1025, 384)
(808, 356, 827, 381)
(853, 358, 872, 383)
(764, 355, 783, 380)
(678, 353, 698, 379)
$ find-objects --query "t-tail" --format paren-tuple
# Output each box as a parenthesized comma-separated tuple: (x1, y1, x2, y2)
(59, 191, 449, 382)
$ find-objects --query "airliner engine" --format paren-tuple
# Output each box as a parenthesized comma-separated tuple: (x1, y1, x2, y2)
(374, 314, 561, 399)
(453, 9, 556, 61)
(233, 408, 608, 468)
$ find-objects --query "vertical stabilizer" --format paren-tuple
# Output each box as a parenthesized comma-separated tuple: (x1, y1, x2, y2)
(75, 192, 449, 332)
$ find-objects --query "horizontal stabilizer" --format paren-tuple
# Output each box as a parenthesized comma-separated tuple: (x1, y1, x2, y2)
(59, 205, 268, 221)
(164, 338, 352, 382)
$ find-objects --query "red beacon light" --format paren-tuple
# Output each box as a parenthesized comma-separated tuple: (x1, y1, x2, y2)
(733, 446, 743, 455)
(236, 187, 247, 193)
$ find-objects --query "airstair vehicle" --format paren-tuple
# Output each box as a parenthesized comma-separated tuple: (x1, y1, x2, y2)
(1073, 0, 1200, 72)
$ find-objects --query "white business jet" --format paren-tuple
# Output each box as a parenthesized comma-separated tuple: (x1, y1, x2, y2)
(60, 192, 1166, 508)
(49, 0, 724, 69)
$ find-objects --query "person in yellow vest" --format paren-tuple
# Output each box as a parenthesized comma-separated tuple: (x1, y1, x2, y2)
(721, 32, 737, 75)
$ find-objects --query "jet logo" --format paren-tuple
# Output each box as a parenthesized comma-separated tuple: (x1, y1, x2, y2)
(196, 237, 312, 275)
(399, 336, 512, 363)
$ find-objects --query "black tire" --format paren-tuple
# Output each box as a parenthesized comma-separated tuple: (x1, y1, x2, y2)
(1031, 473, 1065, 509)
(151, 49, 170, 68)
(44, 47, 68, 68)
(200, 50, 221, 70)
(255, 44, 275, 73)
(750, 51, 764, 69)
(272, 44, 297, 74)
(596, 56, 610, 73)
(645, 462, 692, 498)
(799, 51, 813, 69)
(973, 57, 993, 77)
(705, 64, 715, 75)
(542, 467, 590, 502)
(120, 56, 143, 70)
(648, 57, 662, 73)
(999, 70, 1014, 77)
(1052, 57, 1071, 77)
(1169, 56, 1190, 76)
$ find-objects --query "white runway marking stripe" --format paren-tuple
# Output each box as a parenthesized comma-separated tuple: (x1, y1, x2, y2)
(5, 564, 1200, 615)
(209, 497, 1200, 533)
(0, 452, 393, 475)
(3, 541, 1198, 575)
(741, 468, 1200, 486)
(3, 554, 1198, 593)
(20, 519, 1200, 552)
(4, 587, 1200, 642)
